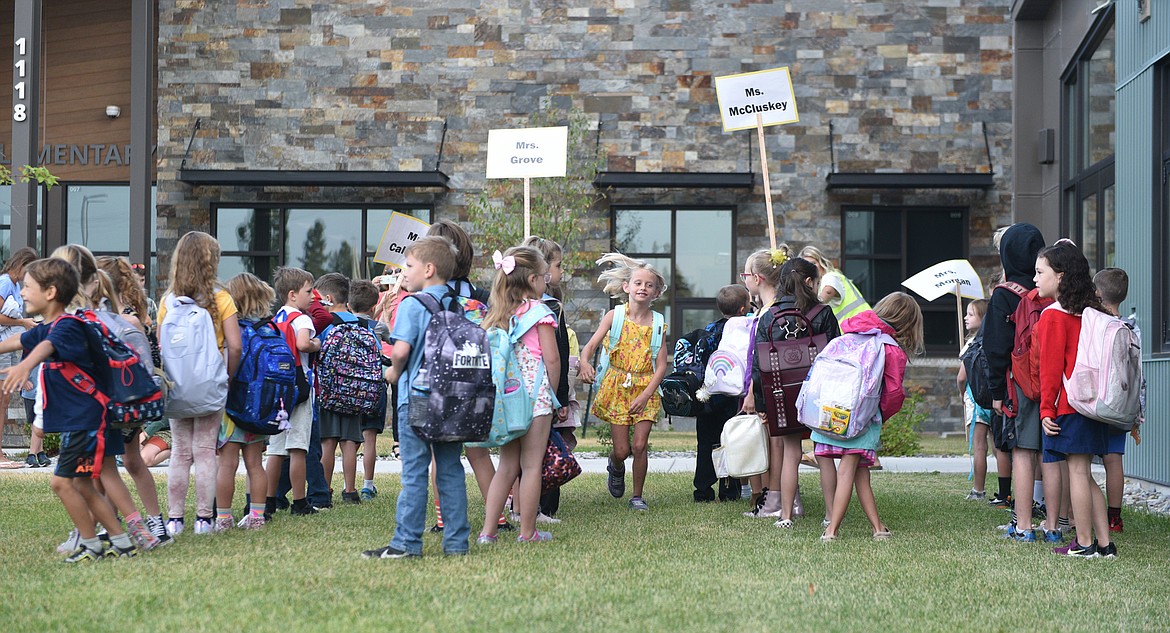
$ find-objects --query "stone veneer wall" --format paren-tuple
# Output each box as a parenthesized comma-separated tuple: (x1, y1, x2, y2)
(156, 0, 1015, 430)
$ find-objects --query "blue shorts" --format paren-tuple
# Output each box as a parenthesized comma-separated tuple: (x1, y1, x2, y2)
(1042, 413, 1111, 463)
(1105, 428, 1128, 455)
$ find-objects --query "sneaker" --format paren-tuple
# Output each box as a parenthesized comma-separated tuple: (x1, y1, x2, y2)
(62, 544, 104, 564)
(429, 524, 444, 533)
(1054, 541, 1098, 558)
(965, 489, 987, 501)
(25, 454, 37, 467)
(774, 519, 794, 529)
(103, 542, 138, 559)
(516, 530, 553, 543)
(1043, 529, 1064, 543)
(360, 486, 378, 501)
(127, 518, 161, 551)
(1108, 515, 1123, 533)
(290, 501, 319, 516)
(822, 518, 831, 529)
(497, 521, 516, 532)
(1005, 526, 1037, 542)
(36, 451, 51, 467)
(214, 517, 234, 533)
(193, 518, 214, 535)
(536, 512, 562, 524)
(476, 533, 498, 545)
(57, 529, 81, 554)
(166, 519, 185, 537)
(361, 546, 420, 559)
(341, 491, 361, 505)
(238, 515, 266, 530)
(629, 497, 649, 511)
(1097, 541, 1117, 559)
(607, 463, 626, 498)
(988, 494, 1012, 508)
(1032, 502, 1047, 520)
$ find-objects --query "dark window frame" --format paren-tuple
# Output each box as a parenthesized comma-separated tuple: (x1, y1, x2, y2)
(1154, 58, 1170, 354)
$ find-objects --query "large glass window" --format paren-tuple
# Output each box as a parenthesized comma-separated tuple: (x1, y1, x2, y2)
(65, 184, 158, 257)
(0, 185, 42, 259)
(842, 206, 967, 352)
(612, 206, 735, 336)
(1062, 9, 1115, 272)
(212, 205, 432, 282)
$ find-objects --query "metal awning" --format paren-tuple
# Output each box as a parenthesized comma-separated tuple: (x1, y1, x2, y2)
(825, 172, 994, 190)
(595, 171, 754, 189)
(177, 169, 449, 188)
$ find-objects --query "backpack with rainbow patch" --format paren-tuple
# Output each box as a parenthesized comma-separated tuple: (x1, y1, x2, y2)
(697, 315, 757, 400)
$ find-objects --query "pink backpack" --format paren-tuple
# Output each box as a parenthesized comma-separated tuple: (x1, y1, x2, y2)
(796, 329, 895, 439)
(1063, 307, 1142, 430)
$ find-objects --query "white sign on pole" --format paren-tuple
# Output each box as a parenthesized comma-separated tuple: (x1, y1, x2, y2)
(486, 126, 568, 179)
(901, 259, 986, 302)
(373, 212, 431, 268)
(714, 67, 800, 132)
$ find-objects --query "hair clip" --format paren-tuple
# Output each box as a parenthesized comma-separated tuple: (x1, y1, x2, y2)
(492, 250, 516, 275)
(769, 249, 788, 267)
(1054, 238, 1077, 247)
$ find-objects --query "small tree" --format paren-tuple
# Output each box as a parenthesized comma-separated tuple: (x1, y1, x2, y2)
(1, 165, 59, 260)
(466, 105, 607, 318)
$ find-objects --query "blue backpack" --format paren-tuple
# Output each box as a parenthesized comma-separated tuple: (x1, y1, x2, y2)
(596, 304, 665, 387)
(226, 318, 299, 435)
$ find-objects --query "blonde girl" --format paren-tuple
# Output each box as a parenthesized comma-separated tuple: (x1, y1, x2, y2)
(477, 246, 560, 543)
(218, 273, 276, 530)
(157, 231, 242, 536)
(956, 298, 992, 500)
(819, 292, 923, 542)
(579, 253, 668, 511)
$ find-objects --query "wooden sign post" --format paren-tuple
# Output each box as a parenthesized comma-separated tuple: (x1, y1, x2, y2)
(486, 126, 569, 239)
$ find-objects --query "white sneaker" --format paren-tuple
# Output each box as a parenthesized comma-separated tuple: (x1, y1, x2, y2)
(57, 529, 81, 553)
(166, 519, 185, 537)
(535, 512, 562, 524)
(193, 518, 214, 535)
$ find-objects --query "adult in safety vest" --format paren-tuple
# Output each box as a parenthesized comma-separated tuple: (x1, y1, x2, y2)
(799, 245, 871, 321)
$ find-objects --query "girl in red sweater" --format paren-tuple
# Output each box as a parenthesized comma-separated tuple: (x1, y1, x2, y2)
(1034, 240, 1115, 558)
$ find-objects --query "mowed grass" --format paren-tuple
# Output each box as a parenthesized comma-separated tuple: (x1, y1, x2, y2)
(1, 471, 1167, 633)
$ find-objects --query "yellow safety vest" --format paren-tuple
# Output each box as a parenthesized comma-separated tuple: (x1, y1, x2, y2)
(829, 273, 871, 321)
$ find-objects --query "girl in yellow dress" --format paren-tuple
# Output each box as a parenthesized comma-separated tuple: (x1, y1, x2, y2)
(579, 253, 669, 511)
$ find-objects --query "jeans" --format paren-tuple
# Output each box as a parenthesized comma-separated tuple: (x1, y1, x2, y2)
(391, 403, 469, 555)
(277, 402, 331, 506)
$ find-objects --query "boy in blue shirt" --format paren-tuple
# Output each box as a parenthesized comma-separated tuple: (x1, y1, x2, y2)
(0, 258, 137, 561)
(362, 236, 469, 558)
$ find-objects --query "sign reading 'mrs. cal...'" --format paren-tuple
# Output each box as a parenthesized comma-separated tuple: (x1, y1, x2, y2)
(714, 67, 800, 132)
(485, 126, 568, 179)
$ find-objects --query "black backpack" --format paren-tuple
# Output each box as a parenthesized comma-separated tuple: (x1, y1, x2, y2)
(661, 321, 723, 417)
(961, 327, 994, 410)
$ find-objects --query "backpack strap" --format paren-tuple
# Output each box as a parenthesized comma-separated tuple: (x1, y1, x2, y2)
(608, 304, 626, 353)
(997, 282, 1028, 298)
(509, 301, 555, 344)
(649, 310, 665, 362)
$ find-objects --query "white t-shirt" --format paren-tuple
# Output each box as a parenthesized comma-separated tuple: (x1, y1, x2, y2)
(275, 305, 316, 368)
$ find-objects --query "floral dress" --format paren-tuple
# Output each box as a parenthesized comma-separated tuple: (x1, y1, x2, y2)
(592, 313, 662, 426)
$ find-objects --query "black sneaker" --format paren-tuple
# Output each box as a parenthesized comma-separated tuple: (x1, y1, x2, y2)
(1097, 541, 1118, 559)
(429, 524, 444, 533)
(607, 463, 626, 498)
(497, 521, 516, 532)
(290, 500, 319, 516)
(37, 452, 50, 467)
(1032, 502, 1047, 521)
(988, 494, 1012, 509)
(361, 546, 420, 559)
(341, 491, 361, 505)
(103, 542, 138, 559)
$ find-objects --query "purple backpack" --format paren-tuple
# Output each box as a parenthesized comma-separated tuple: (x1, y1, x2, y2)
(796, 329, 896, 439)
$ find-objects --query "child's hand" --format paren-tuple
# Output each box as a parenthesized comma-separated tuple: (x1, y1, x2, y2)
(741, 391, 757, 415)
(23, 380, 32, 391)
(579, 362, 595, 384)
(1, 364, 31, 395)
(630, 393, 649, 415)
(1041, 416, 1060, 436)
(556, 407, 569, 421)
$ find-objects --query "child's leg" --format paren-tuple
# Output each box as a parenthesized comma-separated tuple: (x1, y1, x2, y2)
(73, 478, 124, 536)
(265, 454, 286, 498)
(29, 423, 44, 455)
(1040, 460, 1063, 532)
(362, 429, 378, 483)
(217, 443, 242, 513)
(321, 437, 338, 490)
(431, 437, 470, 554)
(341, 440, 358, 493)
(816, 456, 837, 522)
(766, 436, 783, 491)
(853, 466, 886, 534)
(289, 448, 307, 499)
(973, 424, 989, 493)
(482, 441, 521, 538)
(98, 461, 139, 519)
(1103, 453, 1123, 509)
(191, 412, 220, 519)
(779, 434, 803, 521)
(1066, 454, 1097, 547)
(516, 414, 554, 537)
(243, 443, 267, 511)
(825, 455, 860, 538)
(1011, 448, 1036, 529)
(630, 420, 653, 498)
(52, 475, 97, 538)
(465, 446, 496, 499)
(167, 417, 195, 519)
(610, 423, 631, 468)
(121, 432, 161, 516)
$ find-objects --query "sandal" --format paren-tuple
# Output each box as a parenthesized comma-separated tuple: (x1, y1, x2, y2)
(820, 532, 837, 542)
(873, 529, 892, 541)
(0, 458, 26, 469)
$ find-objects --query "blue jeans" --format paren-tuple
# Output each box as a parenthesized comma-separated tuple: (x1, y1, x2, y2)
(390, 403, 469, 555)
(277, 401, 331, 506)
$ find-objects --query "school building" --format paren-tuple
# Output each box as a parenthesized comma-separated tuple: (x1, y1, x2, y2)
(3, 0, 1162, 476)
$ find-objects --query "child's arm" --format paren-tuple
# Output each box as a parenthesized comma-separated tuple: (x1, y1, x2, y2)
(577, 309, 615, 384)
(386, 340, 411, 385)
(222, 314, 243, 380)
(630, 333, 669, 415)
(537, 324, 560, 401)
(295, 325, 321, 354)
(1, 340, 54, 394)
(0, 331, 26, 355)
(878, 346, 908, 422)
(956, 364, 967, 390)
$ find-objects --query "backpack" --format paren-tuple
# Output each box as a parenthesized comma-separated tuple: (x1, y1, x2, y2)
(698, 315, 757, 399)
(316, 313, 386, 416)
(159, 294, 229, 418)
(961, 328, 994, 410)
(756, 304, 830, 432)
(796, 329, 896, 439)
(407, 292, 495, 443)
(718, 413, 770, 478)
(1062, 307, 1142, 430)
(1003, 283, 1052, 403)
(226, 317, 299, 435)
(661, 321, 722, 417)
(51, 310, 165, 429)
(595, 304, 665, 388)
(273, 309, 311, 405)
(466, 301, 555, 448)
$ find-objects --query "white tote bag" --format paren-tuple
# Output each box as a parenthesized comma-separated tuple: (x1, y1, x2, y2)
(720, 413, 770, 478)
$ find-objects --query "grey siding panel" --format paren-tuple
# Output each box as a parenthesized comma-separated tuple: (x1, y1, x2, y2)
(1125, 362, 1170, 486)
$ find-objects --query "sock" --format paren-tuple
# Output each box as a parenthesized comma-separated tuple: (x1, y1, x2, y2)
(1058, 516, 1070, 531)
(1033, 481, 1044, 505)
(434, 498, 444, 528)
(110, 532, 133, 549)
(498, 512, 508, 526)
(216, 507, 232, 521)
(1108, 506, 1121, 520)
(292, 497, 307, 507)
(250, 503, 265, 519)
(364, 479, 375, 490)
(125, 512, 141, 524)
(265, 496, 277, 515)
(998, 477, 1011, 498)
(80, 536, 102, 552)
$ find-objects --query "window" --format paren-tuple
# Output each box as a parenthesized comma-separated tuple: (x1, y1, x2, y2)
(65, 184, 158, 257)
(0, 185, 42, 259)
(1156, 59, 1170, 353)
(1062, 9, 1115, 272)
(841, 206, 967, 352)
(212, 205, 432, 283)
(612, 206, 735, 336)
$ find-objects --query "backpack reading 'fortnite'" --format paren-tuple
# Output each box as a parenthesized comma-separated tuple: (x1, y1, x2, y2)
(796, 329, 895, 439)
(1063, 306, 1142, 430)
(316, 313, 385, 416)
(466, 302, 555, 448)
(159, 294, 229, 418)
(226, 318, 299, 435)
(661, 322, 722, 417)
(407, 292, 495, 443)
(697, 315, 757, 400)
(756, 304, 830, 432)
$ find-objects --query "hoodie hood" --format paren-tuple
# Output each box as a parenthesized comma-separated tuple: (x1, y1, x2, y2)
(839, 309, 896, 338)
(999, 223, 1046, 288)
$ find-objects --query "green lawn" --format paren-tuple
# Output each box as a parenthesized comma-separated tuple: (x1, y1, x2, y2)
(1, 471, 1167, 632)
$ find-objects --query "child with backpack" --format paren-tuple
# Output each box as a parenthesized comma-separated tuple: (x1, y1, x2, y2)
(751, 255, 840, 528)
(1093, 267, 1145, 534)
(738, 247, 784, 516)
(158, 232, 242, 536)
(1034, 241, 1116, 558)
(956, 298, 991, 500)
(579, 253, 668, 512)
(0, 257, 139, 561)
(363, 237, 472, 558)
(349, 279, 393, 500)
(217, 272, 280, 531)
(691, 285, 751, 502)
(264, 266, 321, 519)
(811, 292, 923, 541)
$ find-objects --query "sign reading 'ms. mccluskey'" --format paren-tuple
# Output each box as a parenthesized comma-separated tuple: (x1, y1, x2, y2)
(714, 67, 800, 132)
